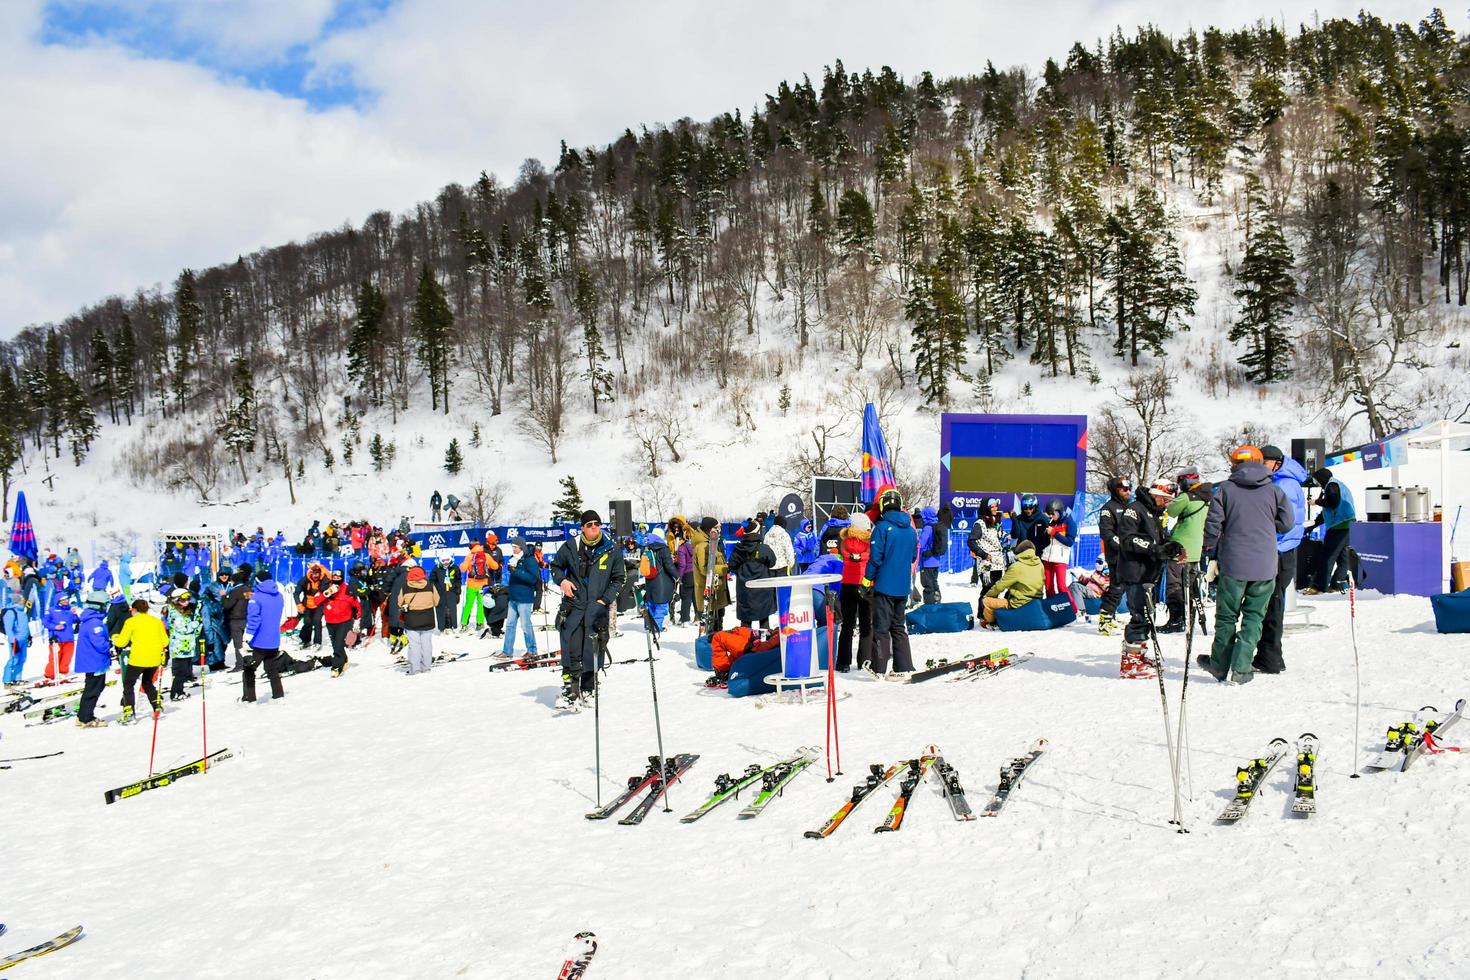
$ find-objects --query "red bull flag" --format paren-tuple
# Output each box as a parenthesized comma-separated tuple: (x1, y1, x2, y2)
(9, 490, 37, 562)
(860, 403, 896, 504)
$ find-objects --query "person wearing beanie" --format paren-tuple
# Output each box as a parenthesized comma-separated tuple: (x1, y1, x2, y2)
(1197, 449, 1295, 685)
(1248, 445, 1307, 667)
(980, 539, 1044, 627)
(241, 569, 289, 702)
(967, 500, 1005, 591)
(550, 510, 626, 706)
(1096, 476, 1133, 637)
(430, 555, 463, 633)
(637, 529, 679, 632)
(482, 531, 506, 638)
(1160, 468, 1215, 633)
(690, 517, 730, 634)
(730, 521, 777, 630)
(1304, 466, 1356, 594)
(836, 512, 873, 671)
(1115, 480, 1185, 678)
(395, 564, 441, 674)
(861, 488, 918, 676)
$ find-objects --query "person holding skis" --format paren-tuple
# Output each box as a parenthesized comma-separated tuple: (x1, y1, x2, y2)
(1160, 469, 1213, 633)
(321, 570, 361, 676)
(502, 539, 541, 658)
(862, 489, 918, 677)
(1116, 480, 1186, 678)
(74, 594, 113, 727)
(1198, 446, 1295, 684)
(690, 517, 729, 634)
(835, 512, 873, 672)
(550, 510, 625, 706)
(111, 598, 168, 723)
(1096, 476, 1132, 637)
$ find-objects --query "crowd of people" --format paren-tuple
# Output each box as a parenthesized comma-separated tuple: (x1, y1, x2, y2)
(1, 447, 1359, 726)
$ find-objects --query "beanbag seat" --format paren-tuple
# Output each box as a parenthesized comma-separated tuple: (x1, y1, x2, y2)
(906, 601, 974, 634)
(994, 594, 1077, 632)
(1430, 588, 1470, 634)
(727, 626, 832, 698)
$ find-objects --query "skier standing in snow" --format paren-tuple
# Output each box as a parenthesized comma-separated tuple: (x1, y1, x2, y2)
(916, 506, 946, 605)
(690, 517, 729, 634)
(165, 589, 203, 701)
(1197, 446, 1295, 684)
(638, 530, 678, 631)
(395, 565, 440, 674)
(1305, 467, 1356, 594)
(1248, 447, 1306, 665)
(862, 489, 918, 676)
(1159, 469, 1213, 633)
(967, 500, 1005, 589)
(458, 544, 493, 633)
(111, 598, 167, 722)
(1116, 480, 1185, 678)
(1096, 477, 1132, 636)
(241, 569, 289, 703)
(429, 489, 443, 522)
(835, 512, 873, 671)
(431, 556, 462, 632)
(321, 571, 361, 676)
(294, 563, 328, 651)
(220, 568, 250, 670)
(1038, 500, 1077, 610)
(502, 539, 540, 658)
(670, 520, 695, 625)
(1008, 495, 1049, 556)
(43, 594, 79, 681)
(551, 511, 624, 705)
(74, 594, 112, 727)
(730, 520, 777, 630)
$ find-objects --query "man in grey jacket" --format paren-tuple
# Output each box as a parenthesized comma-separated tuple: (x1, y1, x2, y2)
(1198, 446, 1294, 684)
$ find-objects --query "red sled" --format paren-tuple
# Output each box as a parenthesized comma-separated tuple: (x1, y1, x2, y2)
(281, 616, 301, 633)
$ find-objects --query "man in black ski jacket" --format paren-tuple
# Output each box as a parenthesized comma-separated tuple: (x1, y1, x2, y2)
(1117, 482, 1184, 648)
(551, 510, 625, 704)
(1096, 476, 1132, 636)
(220, 567, 252, 670)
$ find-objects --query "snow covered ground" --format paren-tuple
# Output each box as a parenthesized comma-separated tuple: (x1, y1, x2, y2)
(6, 573, 1468, 978)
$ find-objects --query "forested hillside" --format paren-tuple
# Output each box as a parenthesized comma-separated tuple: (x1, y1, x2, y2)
(5, 9, 1470, 519)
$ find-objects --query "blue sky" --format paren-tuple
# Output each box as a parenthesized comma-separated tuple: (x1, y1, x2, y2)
(38, 0, 394, 109)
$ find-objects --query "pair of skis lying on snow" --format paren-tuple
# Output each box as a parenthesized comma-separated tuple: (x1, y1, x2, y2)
(585, 749, 818, 824)
(1216, 699, 1465, 823)
(806, 740, 1047, 837)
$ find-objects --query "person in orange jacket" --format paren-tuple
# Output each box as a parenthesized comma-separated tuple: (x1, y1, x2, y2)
(459, 544, 496, 632)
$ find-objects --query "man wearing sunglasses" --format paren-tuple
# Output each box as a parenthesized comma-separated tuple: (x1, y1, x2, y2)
(550, 510, 625, 708)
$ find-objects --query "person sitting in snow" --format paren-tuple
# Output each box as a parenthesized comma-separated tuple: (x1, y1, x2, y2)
(704, 625, 780, 688)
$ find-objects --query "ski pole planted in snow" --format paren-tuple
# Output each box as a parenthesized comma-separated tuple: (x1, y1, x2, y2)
(642, 607, 672, 810)
(823, 587, 842, 782)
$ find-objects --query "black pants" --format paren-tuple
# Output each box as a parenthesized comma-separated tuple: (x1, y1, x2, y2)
(678, 573, 695, 624)
(1101, 558, 1125, 616)
(436, 593, 459, 630)
(559, 605, 606, 693)
(970, 556, 981, 584)
(327, 620, 352, 671)
(78, 670, 107, 723)
(300, 606, 324, 647)
(227, 620, 246, 664)
(1254, 550, 1296, 672)
(870, 594, 913, 673)
(1314, 526, 1352, 591)
(740, 617, 771, 630)
(122, 664, 160, 713)
(920, 567, 940, 604)
(837, 586, 872, 670)
(169, 657, 194, 697)
(1123, 583, 1156, 643)
(242, 646, 288, 702)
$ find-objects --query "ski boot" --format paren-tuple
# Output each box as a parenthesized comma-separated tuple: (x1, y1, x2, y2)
(1295, 749, 1316, 800)
(704, 670, 730, 689)
(1119, 641, 1156, 679)
(77, 718, 107, 729)
(169, 690, 191, 702)
(119, 705, 137, 725)
(555, 672, 582, 711)
(1097, 612, 1120, 637)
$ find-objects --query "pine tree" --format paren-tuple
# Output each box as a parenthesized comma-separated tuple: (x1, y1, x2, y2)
(369, 433, 387, 472)
(444, 438, 464, 474)
(908, 264, 967, 407)
(835, 189, 877, 261)
(778, 383, 791, 415)
(574, 268, 614, 413)
(114, 313, 136, 424)
(221, 356, 256, 483)
(1230, 175, 1296, 383)
(42, 331, 65, 457)
(349, 279, 387, 406)
(470, 422, 482, 449)
(341, 434, 354, 467)
(62, 375, 98, 464)
(173, 269, 203, 411)
(89, 327, 117, 424)
(411, 265, 453, 413)
(551, 475, 586, 524)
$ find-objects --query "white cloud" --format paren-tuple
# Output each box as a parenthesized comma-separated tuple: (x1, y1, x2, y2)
(1, 0, 1461, 335)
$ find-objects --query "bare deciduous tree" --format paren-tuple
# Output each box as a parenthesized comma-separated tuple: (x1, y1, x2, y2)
(461, 475, 509, 526)
(827, 261, 899, 369)
(1088, 367, 1198, 490)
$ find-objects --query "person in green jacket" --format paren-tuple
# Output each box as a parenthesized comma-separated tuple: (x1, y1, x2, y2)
(1161, 470, 1212, 633)
(979, 541, 1044, 628)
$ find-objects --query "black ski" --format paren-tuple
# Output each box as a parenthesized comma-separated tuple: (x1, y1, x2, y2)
(0, 751, 65, 763)
(960, 652, 1035, 682)
(103, 749, 233, 804)
(910, 648, 1009, 684)
(556, 930, 598, 979)
(934, 755, 975, 821)
(1216, 738, 1289, 822)
(1292, 733, 1319, 816)
(619, 753, 699, 825)
(980, 739, 1047, 817)
(585, 757, 662, 820)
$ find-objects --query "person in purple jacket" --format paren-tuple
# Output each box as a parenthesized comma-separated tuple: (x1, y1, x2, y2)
(87, 559, 115, 592)
(675, 533, 695, 625)
(242, 569, 289, 702)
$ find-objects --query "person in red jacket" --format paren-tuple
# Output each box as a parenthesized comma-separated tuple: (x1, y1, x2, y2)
(836, 512, 873, 672)
(321, 570, 362, 677)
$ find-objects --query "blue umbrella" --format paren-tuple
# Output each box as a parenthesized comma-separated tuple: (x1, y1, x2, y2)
(9, 490, 37, 562)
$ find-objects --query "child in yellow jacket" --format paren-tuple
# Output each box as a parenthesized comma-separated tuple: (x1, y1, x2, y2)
(111, 598, 168, 723)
